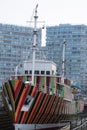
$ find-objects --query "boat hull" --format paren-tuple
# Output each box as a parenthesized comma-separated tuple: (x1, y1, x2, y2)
(2, 76, 84, 124)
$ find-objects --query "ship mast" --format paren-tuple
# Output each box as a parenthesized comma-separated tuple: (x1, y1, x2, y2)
(32, 4, 38, 85)
(62, 40, 66, 84)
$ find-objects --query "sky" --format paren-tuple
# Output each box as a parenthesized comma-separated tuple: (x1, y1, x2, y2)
(0, 0, 87, 27)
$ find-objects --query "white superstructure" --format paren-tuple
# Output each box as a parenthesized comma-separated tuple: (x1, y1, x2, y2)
(22, 60, 56, 76)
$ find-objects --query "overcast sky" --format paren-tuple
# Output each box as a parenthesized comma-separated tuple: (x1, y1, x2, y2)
(0, 0, 87, 27)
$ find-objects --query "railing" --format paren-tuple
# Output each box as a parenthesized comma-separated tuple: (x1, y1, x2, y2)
(71, 121, 87, 130)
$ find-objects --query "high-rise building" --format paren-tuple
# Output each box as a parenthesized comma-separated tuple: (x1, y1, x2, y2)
(46, 24, 87, 93)
(0, 23, 41, 83)
(1, 23, 87, 94)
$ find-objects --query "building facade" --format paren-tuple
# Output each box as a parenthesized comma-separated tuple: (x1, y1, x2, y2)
(0, 23, 87, 94)
(0, 23, 41, 83)
(46, 24, 87, 92)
